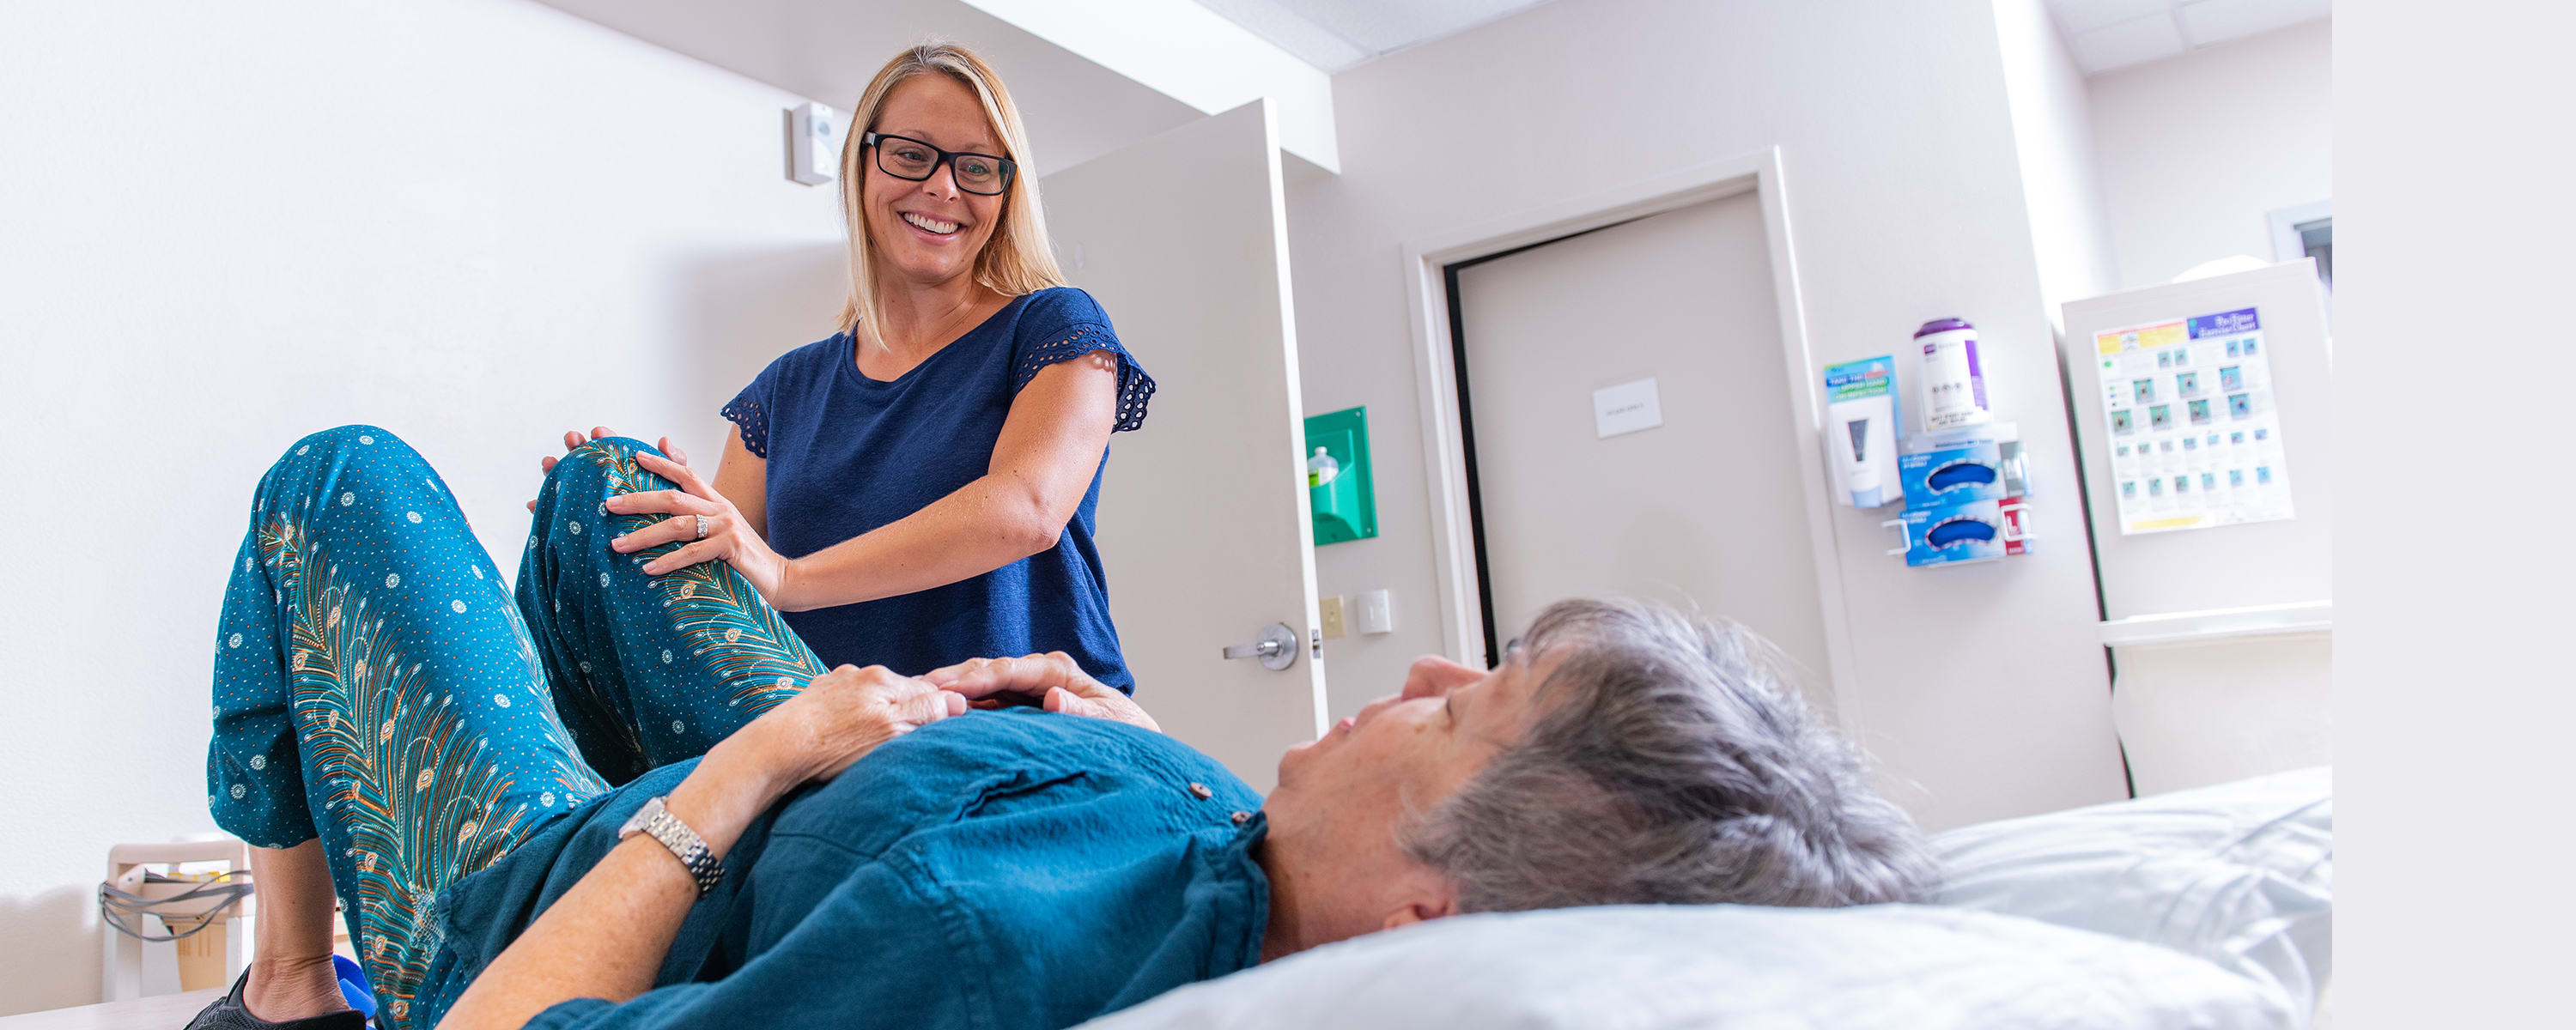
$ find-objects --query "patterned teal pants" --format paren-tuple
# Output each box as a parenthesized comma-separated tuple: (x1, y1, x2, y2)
(207, 426, 826, 1027)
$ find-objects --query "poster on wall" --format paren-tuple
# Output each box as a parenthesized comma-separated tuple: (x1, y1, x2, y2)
(2092, 306, 2295, 535)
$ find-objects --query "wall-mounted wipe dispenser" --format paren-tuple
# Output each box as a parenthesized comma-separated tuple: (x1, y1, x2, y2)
(1831, 333, 2037, 564)
(1823, 356, 1899, 508)
(1882, 421, 2033, 566)
(1835, 315, 2038, 568)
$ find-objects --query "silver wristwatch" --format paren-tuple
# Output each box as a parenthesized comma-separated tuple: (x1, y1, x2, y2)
(617, 796, 724, 895)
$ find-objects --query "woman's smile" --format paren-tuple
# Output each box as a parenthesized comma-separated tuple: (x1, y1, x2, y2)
(900, 210, 966, 239)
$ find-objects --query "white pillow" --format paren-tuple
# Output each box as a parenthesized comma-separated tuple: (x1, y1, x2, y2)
(1076, 903, 2294, 1030)
(1933, 766, 2333, 1024)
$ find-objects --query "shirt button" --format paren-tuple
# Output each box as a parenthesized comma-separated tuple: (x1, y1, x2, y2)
(1230, 811, 1252, 826)
(1188, 782, 1213, 800)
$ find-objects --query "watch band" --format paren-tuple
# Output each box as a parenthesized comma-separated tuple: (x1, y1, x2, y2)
(619, 796, 725, 895)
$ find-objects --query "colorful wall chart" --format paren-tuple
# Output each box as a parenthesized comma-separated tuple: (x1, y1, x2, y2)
(2092, 306, 2295, 535)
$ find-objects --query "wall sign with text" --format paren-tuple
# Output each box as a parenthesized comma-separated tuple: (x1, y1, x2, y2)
(2091, 307, 2296, 534)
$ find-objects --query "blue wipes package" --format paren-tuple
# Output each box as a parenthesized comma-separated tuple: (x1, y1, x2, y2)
(1894, 496, 2029, 567)
(1897, 440, 2007, 507)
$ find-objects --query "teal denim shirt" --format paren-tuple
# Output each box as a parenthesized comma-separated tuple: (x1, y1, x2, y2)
(413, 708, 1270, 1030)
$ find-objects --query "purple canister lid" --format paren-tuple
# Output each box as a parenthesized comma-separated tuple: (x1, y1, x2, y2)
(1914, 318, 1975, 337)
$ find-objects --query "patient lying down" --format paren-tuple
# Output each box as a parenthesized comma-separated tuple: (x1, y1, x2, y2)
(196, 427, 1933, 1030)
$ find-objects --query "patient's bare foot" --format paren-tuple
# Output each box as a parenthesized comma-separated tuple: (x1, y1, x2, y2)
(243, 954, 353, 1021)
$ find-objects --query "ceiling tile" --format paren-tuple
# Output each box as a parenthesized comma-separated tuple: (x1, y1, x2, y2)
(2046, 0, 2173, 36)
(2177, 0, 2332, 47)
(2071, 11, 2189, 74)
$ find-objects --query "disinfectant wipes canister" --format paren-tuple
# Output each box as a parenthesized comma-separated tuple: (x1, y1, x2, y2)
(1913, 318, 1990, 431)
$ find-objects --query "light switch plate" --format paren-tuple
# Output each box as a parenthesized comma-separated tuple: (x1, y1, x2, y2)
(1317, 596, 1347, 639)
(1354, 589, 1394, 635)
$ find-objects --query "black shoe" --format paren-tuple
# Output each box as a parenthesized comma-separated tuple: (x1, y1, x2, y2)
(185, 969, 368, 1030)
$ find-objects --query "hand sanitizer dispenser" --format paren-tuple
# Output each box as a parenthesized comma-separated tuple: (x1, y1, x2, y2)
(1823, 356, 1899, 508)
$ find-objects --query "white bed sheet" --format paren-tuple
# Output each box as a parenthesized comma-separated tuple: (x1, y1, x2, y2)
(1934, 766, 2333, 1023)
(1076, 902, 2293, 1029)
(1078, 768, 2332, 1030)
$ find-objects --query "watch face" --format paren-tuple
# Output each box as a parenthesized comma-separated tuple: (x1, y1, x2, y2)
(620, 797, 665, 836)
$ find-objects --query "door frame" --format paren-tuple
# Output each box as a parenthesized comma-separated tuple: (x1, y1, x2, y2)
(1396, 146, 1862, 721)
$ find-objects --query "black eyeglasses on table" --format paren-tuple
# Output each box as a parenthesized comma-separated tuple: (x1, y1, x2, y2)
(863, 132, 1016, 195)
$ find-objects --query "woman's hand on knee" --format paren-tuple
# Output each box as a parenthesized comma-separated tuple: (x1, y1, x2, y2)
(531, 427, 615, 512)
(744, 664, 966, 785)
(605, 450, 793, 603)
(926, 652, 1159, 734)
(527, 427, 693, 511)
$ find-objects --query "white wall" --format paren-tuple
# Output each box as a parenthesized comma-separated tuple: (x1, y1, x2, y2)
(0, 0, 845, 1011)
(2090, 19, 2333, 288)
(1993, 0, 2119, 319)
(1288, 0, 2130, 834)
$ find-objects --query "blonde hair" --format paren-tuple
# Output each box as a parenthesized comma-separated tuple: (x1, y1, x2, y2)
(835, 42, 1066, 343)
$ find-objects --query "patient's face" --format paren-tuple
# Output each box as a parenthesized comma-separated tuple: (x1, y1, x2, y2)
(861, 75, 1008, 292)
(1267, 648, 1548, 857)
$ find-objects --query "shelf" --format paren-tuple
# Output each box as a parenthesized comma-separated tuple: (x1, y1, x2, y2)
(2097, 600, 2333, 648)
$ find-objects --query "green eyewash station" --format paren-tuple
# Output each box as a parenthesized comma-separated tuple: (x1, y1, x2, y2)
(1303, 406, 1376, 546)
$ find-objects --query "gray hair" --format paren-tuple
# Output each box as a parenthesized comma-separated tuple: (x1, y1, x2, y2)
(1400, 597, 1937, 912)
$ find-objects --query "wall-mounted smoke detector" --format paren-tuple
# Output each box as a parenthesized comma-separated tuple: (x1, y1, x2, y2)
(787, 101, 841, 186)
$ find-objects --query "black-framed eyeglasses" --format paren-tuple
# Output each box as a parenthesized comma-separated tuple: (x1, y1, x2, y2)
(863, 132, 1016, 196)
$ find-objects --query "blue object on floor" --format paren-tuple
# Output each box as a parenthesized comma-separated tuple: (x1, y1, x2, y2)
(331, 954, 376, 1021)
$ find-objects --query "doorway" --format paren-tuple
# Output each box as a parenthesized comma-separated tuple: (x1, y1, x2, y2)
(1443, 191, 1836, 701)
(1044, 100, 1327, 791)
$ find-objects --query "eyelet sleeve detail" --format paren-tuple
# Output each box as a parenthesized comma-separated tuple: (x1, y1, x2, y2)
(1015, 323, 1156, 433)
(720, 391, 769, 458)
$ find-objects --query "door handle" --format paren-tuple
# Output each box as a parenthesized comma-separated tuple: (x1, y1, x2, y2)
(1220, 621, 1299, 671)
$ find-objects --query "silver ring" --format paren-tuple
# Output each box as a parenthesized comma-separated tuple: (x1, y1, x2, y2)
(693, 514, 710, 541)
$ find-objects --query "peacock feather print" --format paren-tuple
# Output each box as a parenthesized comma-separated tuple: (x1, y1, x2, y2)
(588, 444, 821, 714)
(258, 512, 604, 1028)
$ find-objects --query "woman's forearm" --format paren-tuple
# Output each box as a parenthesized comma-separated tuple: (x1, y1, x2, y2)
(771, 355, 1116, 613)
(774, 474, 1060, 612)
(434, 734, 793, 1030)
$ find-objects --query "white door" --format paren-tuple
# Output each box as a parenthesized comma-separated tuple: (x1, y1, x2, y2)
(1042, 100, 1326, 792)
(1450, 193, 1836, 705)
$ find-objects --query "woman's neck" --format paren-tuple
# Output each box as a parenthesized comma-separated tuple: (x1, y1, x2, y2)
(871, 272, 994, 357)
(1255, 835, 1345, 962)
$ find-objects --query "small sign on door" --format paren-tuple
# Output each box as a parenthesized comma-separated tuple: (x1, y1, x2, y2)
(1593, 377, 1663, 439)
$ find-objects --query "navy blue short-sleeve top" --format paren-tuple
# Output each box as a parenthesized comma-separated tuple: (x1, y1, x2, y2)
(720, 287, 1153, 691)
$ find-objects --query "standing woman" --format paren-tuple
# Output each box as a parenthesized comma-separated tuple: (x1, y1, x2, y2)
(586, 42, 1153, 691)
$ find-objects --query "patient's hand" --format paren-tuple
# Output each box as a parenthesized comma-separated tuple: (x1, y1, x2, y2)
(927, 652, 1160, 734)
(746, 664, 968, 785)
